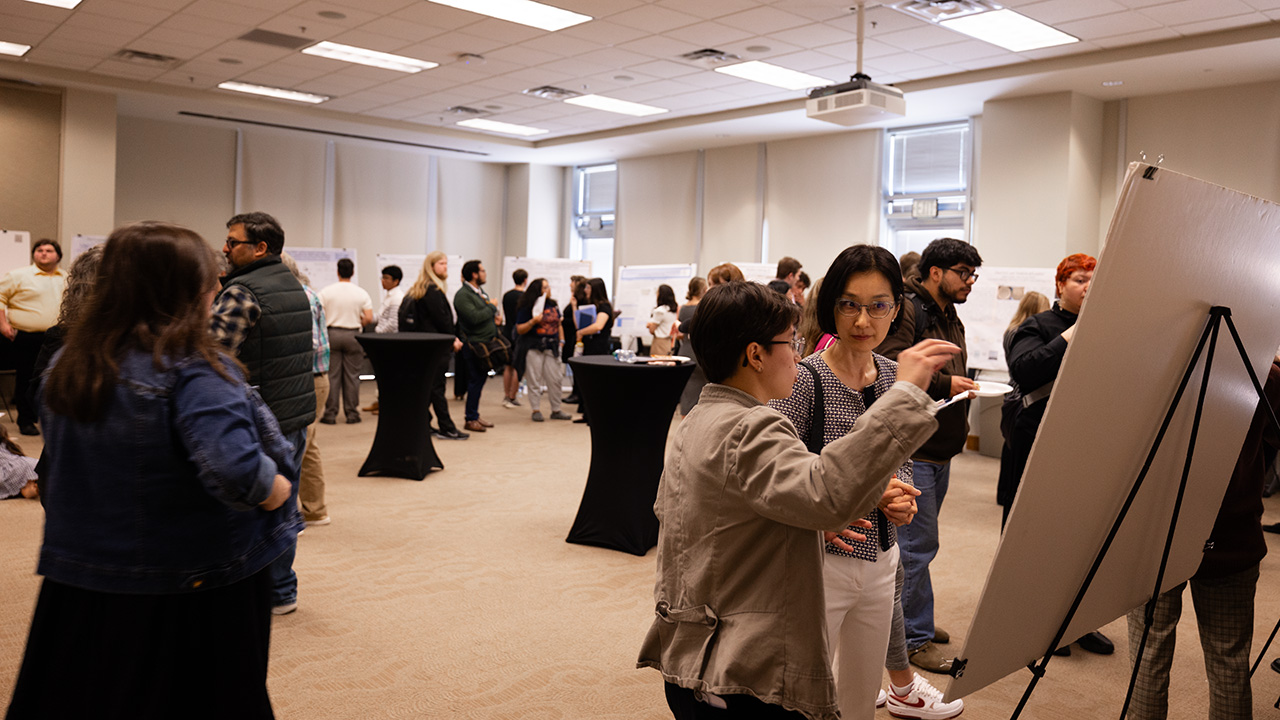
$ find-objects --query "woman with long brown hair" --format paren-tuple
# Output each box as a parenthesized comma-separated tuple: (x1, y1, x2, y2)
(400, 251, 468, 440)
(6, 222, 295, 719)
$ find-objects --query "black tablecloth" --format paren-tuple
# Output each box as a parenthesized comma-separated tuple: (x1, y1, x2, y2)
(566, 355, 695, 555)
(355, 332, 456, 480)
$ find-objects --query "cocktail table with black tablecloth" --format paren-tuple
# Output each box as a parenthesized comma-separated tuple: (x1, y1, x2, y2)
(355, 332, 457, 481)
(566, 355, 696, 555)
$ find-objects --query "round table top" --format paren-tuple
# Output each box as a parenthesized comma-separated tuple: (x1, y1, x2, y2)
(355, 332, 456, 344)
(569, 355, 695, 370)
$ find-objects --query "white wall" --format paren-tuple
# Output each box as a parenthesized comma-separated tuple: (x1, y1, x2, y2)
(60, 89, 117, 248)
(436, 157, 506, 292)
(616, 151, 699, 270)
(334, 142, 432, 293)
(702, 144, 762, 270)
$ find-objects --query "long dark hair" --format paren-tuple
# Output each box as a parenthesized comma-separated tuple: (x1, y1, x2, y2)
(586, 277, 610, 312)
(45, 222, 240, 422)
(519, 278, 547, 311)
(656, 284, 677, 313)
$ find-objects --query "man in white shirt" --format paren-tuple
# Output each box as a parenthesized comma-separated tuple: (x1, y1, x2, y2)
(319, 258, 373, 424)
(375, 265, 405, 334)
(0, 239, 64, 436)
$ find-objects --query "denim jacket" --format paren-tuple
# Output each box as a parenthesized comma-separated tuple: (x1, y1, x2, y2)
(37, 349, 299, 594)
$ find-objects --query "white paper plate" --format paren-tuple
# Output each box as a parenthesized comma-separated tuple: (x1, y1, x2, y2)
(972, 381, 1013, 398)
(641, 355, 691, 363)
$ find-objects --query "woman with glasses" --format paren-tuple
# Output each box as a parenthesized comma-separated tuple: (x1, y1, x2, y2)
(772, 246, 960, 720)
(639, 279, 958, 719)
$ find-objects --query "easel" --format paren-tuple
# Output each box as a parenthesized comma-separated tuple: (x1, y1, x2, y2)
(990, 306, 1280, 719)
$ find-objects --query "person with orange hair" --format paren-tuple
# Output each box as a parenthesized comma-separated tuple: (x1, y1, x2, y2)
(1003, 252, 1112, 657)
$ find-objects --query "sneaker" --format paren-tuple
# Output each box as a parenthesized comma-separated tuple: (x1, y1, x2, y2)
(434, 428, 470, 440)
(531, 411, 544, 422)
(887, 673, 963, 720)
(271, 602, 298, 616)
(305, 516, 331, 527)
(502, 397, 519, 408)
(877, 689, 888, 708)
(908, 641, 953, 674)
(549, 411, 573, 420)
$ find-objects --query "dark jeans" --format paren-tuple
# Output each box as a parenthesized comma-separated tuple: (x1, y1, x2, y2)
(269, 427, 307, 608)
(429, 352, 458, 433)
(11, 329, 44, 426)
(461, 345, 488, 422)
(663, 683, 807, 719)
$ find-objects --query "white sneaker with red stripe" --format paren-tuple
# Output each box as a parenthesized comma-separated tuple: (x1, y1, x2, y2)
(877, 689, 887, 708)
(886, 673, 963, 719)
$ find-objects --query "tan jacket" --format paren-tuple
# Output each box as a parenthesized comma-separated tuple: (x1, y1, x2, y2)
(637, 382, 938, 720)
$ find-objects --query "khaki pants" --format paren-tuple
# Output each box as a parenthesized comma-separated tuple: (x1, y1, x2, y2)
(300, 373, 329, 521)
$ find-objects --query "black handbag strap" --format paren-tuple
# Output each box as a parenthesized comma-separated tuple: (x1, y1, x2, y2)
(801, 361, 824, 454)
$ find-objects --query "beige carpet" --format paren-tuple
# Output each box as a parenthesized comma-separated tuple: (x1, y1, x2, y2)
(3, 378, 1280, 719)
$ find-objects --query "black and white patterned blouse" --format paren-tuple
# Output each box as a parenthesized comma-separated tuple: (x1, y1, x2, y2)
(770, 351, 914, 562)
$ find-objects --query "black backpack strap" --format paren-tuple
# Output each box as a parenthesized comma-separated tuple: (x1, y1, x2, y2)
(801, 360, 825, 454)
(907, 292, 929, 346)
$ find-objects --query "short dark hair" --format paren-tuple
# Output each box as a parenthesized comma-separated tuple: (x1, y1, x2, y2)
(227, 212, 285, 255)
(32, 238, 62, 261)
(461, 259, 482, 283)
(776, 256, 802, 280)
(512, 268, 528, 285)
(767, 279, 791, 296)
(917, 238, 982, 279)
(816, 245, 905, 338)
(337, 258, 354, 279)
(381, 265, 403, 282)
(691, 281, 799, 384)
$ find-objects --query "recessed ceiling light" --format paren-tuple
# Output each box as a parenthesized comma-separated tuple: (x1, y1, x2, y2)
(0, 41, 32, 57)
(745, 45, 771, 53)
(22, 0, 82, 8)
(940, 9, 1078, 52)
(457, 118, 549, 136)
(714, 61, 835, 91)
(564, 94, 667, 117)
(217, 81, 330, 104)
(302, 41, 438, 73)
(317, 10, 346, 20)
(426, 0, 590, 32)
(613, 74, 634, 82)
(218, 57, 243, 65)
(1101, 80, 1123, 87)
(484, 104, 503, 110)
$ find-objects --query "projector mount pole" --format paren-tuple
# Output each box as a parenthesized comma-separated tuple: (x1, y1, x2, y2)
(854, 1, 870, 82)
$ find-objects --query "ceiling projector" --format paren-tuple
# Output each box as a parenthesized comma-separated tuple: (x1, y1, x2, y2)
(806, 75, 906, 126)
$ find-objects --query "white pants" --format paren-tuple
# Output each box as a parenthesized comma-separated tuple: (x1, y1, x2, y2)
(824, 544, 899, 720)
(525, 348, 563, 413)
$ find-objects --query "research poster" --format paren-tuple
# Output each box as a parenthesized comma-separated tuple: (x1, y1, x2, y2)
(729, 261, 775, 285)
(288, 247, 357, 291)
(69, 234, 107, 264)
(0, 231, 31, 276)
(955, 266, 1057, 371)
(614, 263, 697, 345)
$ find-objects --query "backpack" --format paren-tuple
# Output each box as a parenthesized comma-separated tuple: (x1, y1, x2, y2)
(398, 294, 424, 332)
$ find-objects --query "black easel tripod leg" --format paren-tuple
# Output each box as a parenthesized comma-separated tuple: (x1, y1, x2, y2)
(1120, 310, 1223, 720)
(1007, 310, 1222, 720)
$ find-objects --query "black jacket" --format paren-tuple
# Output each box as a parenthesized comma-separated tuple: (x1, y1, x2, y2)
(399, 284, 456, 336)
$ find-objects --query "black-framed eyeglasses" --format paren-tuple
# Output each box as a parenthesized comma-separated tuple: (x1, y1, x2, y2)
(945, 266, 979, 283)
(744, 336, 805, 366)
(836, 299, 897, 319)
(225, 239, 256, 249)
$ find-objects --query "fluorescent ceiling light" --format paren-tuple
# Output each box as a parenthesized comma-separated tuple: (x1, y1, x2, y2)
(0, 41, 32, 57)
(714, 61, 834, 91)
(457, 118, 548, 136)
(426, 0, 591, 32)
(941, 9, 1078, 52)
(217, 81, 329, 104)
(22, 0, 81, 8)
(564, 94, 667, 117)
(302, 41, 438, 73)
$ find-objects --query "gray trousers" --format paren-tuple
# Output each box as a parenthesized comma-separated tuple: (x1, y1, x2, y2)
(1126, 564, 1259, 720)
(324, 327, 362, 421)
(886, 557, 910, 672)
(524, 348, 563, 413)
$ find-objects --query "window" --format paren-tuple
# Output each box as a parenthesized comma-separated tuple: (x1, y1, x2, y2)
(572, 163, 616, 294)
(883, 121, 973, 256)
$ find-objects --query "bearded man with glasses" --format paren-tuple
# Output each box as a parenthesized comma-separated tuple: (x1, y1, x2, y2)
(874, 236, 982, 675)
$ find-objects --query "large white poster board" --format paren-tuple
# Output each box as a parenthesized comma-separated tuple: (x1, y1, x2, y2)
(729, 261, 775, 285)
(498, 256, 592, 310)
(956, 267, 1057, 371)
(613, 263, 697, 344)
(287, 247, 356, 291)
(374, 254, 464, 303)
(949, 164, 1280, 700)
(0, 231, 31, 276)
(69, 234, 107, 265)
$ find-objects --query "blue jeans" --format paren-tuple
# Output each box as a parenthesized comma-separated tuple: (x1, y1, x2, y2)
(900, 459, 949, 650)
(461, 345, 488, 422)
(270, 427, 307, 607)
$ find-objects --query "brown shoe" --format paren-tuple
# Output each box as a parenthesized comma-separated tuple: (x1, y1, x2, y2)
(464, 420, 487, 433)
(932, 626, 950, 644)
(908, 641, 953, 674)
(477, 418, 494, 428)
(363, 401, 379, 412)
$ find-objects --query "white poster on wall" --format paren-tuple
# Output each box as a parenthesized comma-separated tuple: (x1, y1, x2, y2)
(0, 231, 31, 276)
(287, 247, 357, 291)
(955, 266, 1057, 371)
(728, 261, 775, 285)
(614, 263, 697, 345)
(69, 234, 107, 264)
(374, 253, 464, 303)
(498, 256, 592, 312)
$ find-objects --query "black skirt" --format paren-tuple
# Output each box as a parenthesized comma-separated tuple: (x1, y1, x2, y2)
(6, 568, 275, 720)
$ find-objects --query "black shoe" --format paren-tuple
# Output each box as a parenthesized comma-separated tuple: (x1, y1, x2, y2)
(572, 417, 588, 424)
(1076, 631, 1114, 655)
(1271, 657, 1280, 674)
(346, 416, 361, 424)
(319, 417, 337, 425)
(1264, 522, 1280, 534)
(563, 394, 580, 404)
(18, 423, 38, 436)
(434, 428, 469, 440)
(1053, 645, 1071, 656)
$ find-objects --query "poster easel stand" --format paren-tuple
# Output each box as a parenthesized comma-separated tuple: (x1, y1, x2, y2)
(993, 306, 1280, 720)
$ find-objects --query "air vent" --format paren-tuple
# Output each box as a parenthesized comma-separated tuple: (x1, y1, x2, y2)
(523, 85, 580, 100)
(113, 49, 180, 67)
(889, 0, 997, 23)
(445, 106, 487, 116)
(679, 48, 741, 68)
(237, 29, 314, 50)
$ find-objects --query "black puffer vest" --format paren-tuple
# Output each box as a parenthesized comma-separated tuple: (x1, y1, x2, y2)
(220, 256, 315, 435)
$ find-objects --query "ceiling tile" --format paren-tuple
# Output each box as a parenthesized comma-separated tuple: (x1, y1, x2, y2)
(895, 65, 955, 80)
(947, 52, 1023, 71)
(388, 2, 488, 31)
(656, 88, 741, 110)
(1243, 0, 1280, 8)
(287, 0, 383, 27)
(517, 32, 602, 57)
(180, 0, 281, 26)
(93, 59, 169, 80)
(538, 56, 612, 78)
(1017, 0, 1128, 26)
(254, 14, 348, 41)
(574, 47, 656, 68)
(1, 3, 68, 23)
(817, 37, 902, 62)
(661, 20, 755, 47)
(717, 6, 810, 34)
(351, 17, 449, 43)
(626, 58, 703, 79)
(608, 5, 703, 34)
(421, 63, 490, 84)
(869, 51, 949, 73)
(615, 34, 696, 59)
(825, 6, 923, 35)
(1090, 27, 1180, 46)
(676, 69, 746, 89)
(655, 0, 758, 20)
(365, 105, 423, 119)
(463, 17, 546, 44)
(63, 12, 153, 38)
(0, 16, 58, 39)
(553, 0, 647, 18)
(80, 1, 175, 24)
(45, 25, 138, 47)
(784, 4, 858, 23)
(1099, 0, 1168, 7)
(324, 0, 417, 13)
(917, 39, 1014, 63)
(502, 66, 577, 86)
(718, 36, 805, 60)
(876, 24, 969, 51)
(1018, 40, 1101, 59)
(1171, 11, 1270, 34)
(135, 27, 224, 53)
(766, 49, 848, 73)
(23, 49, 100, 70)
(401, 30, 509, 55)
(1266, 8, 1280, 18)
(556, 19, 650, 45)
(206, 39, 296, 62)
(1136, 0, 1256, 25)
(1056, 11, 1163, 39)
(483, 44, 565, 66)
(765, 22, 858, 49)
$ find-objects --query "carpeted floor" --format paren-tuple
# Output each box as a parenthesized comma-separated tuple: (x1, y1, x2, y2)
(3, 377, 1280, 718)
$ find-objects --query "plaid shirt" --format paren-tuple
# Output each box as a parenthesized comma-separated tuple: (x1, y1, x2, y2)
(304, 285, 330, 374)
(210, 284, 260, 352)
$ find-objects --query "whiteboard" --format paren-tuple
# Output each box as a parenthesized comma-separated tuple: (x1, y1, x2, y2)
(727, 261, 775, 285)
(375, 253, 463, 304)
(0, 231, 31, 276)
(955, 266, 1057, 371)
(287, 247, 357, 291)
(498, 256, 592, 310)
(69, 234, 107, 265)
(614, 264, 697, 344)
(949, 164, 1280, 701)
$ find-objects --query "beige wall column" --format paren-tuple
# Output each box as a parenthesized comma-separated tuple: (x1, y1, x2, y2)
(59, 88, 117, 247)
